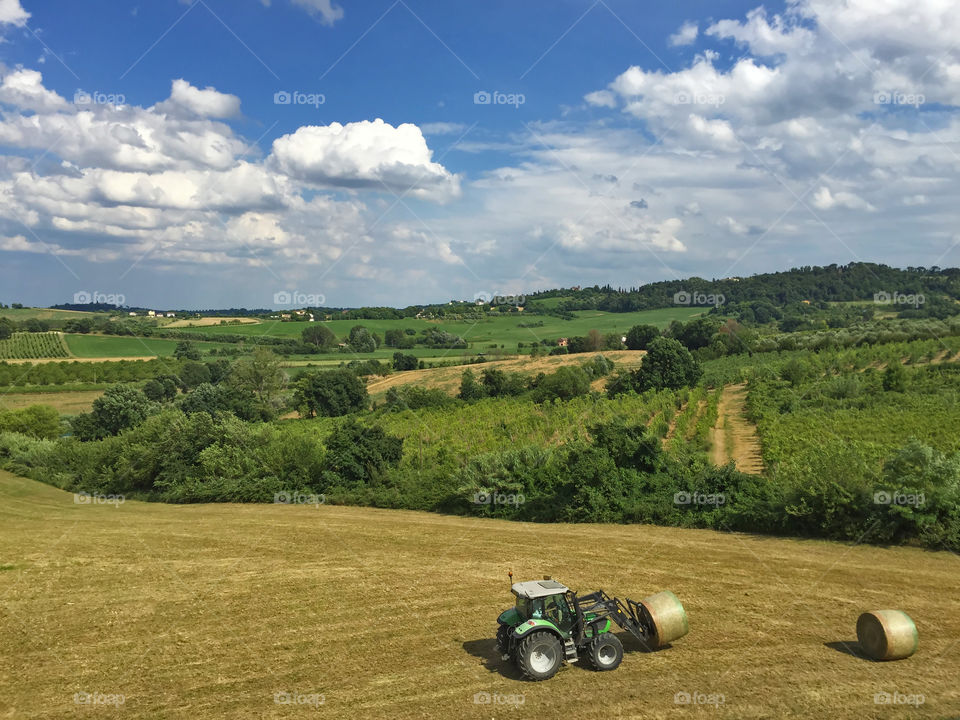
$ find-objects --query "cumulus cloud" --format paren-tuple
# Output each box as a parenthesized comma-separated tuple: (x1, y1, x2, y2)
(0, 68, 69, 112)
(269, 118, 460, 200)
(669, 21, 698, 47)
(0, 0, 29, 27)
(0, 70, 456, 280)
(153, 79, 241, 119)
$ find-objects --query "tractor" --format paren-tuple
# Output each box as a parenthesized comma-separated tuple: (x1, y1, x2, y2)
(495, 576, 689, 681)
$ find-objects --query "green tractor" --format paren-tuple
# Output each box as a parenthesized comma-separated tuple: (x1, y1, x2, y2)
(496, 576, 689, 681)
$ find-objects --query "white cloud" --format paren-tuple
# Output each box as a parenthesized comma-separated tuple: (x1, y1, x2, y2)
(669, 21, 698, 47)
(0, 68, 69, 112)
(0, 0, 29, 27)
(812, 187, 876, 211)
(269, 118, 460, 201)
(154, 79, 241, 119)
(290, 0, 344, 26)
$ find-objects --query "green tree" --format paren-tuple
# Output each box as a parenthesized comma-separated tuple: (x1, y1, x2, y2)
(882, 363, 907, 392)
(143, 375, 179, 402)
(179, 362, 211, 389)
(625, 324, 659, 351)
(174, 341, 201, 361)
(324, 419, 403, 487)
(301, 324, 336, 350)
(0, 405, 60, 439)
(227, 348, 286, 418)
(347, 325, 376, 353)
(532, 366, 591, 402)
(71, 384, 152, 440)
(392, 352, 418, 371)
(293, 368, 368, 418)
(633, 337, 702, 391)
(458, 369, 485, 401)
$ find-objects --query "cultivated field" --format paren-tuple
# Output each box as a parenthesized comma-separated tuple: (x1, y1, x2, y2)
(1, 471, 957, 719)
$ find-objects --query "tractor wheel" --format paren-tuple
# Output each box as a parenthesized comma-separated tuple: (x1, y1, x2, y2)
(496, 624, 512, 654)
(515, 631, 563, 681)
(585, 633, 623, 671)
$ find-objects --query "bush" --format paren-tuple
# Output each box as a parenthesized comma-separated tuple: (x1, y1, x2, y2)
(323, 419, 403, 488)
(0, 405, 60, 439)
(71, 384, 153, 440)
(532, 366, 591, 403)
(293, 369, 368, 417)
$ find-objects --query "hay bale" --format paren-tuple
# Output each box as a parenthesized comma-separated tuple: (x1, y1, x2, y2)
(639, 590, 689, 648)
(856, 610, 918, 661)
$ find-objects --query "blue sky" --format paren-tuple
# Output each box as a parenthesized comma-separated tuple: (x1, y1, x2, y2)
(0, 0, 957, 309)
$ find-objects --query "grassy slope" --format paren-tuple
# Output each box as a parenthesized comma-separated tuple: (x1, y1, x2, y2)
(0, 389, 102, 414)
(62, 334, 234, 358)
(0, 308, 108, 322)
(172, 307, 707, 345)
(1, 471, 956, 719)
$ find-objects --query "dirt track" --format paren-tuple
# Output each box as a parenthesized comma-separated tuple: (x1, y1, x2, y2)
(710, 383, 764, 474)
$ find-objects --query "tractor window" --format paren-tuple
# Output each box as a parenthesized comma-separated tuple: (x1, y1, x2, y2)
(515, 597, 545, 621)
(543, 594, 573, 630)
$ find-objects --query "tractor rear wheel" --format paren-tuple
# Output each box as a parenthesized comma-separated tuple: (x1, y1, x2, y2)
(515, 631, 563, 681)
(585, 633, 623, 671)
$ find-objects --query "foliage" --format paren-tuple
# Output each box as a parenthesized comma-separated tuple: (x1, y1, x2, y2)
(0, 405, 60, 439)
(293, 368, 368, 418)
(71, 384, 153, 440)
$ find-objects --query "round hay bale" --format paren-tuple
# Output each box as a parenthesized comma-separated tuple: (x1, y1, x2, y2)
(856, 610, 918, 661)
(639, 591, 689, 648)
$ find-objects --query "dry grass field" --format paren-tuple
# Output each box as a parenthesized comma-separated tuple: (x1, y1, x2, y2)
(0, 390, 102, 414)
(163, 318, 260, 328)
(1, 471, 958, 719)
(366, 350, 648, 398)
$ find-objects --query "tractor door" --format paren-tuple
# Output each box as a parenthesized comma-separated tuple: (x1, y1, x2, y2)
(543, 594, 575, 633)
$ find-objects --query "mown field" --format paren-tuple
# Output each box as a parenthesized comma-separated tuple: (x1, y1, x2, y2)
(1, 471, 957, 719)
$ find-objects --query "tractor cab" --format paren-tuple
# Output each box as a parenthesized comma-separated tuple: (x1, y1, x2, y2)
(511, 580, 575, 632)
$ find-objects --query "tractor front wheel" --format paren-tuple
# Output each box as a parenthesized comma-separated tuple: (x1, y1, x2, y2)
(585, 633, 623, 671)
(496, 624, 512, 655)
(515, 631, 563, 681)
